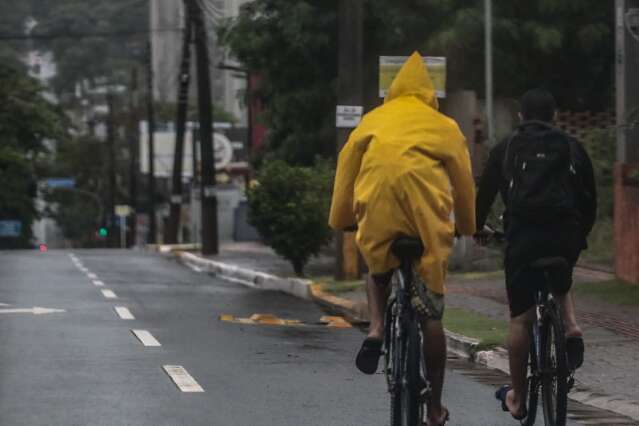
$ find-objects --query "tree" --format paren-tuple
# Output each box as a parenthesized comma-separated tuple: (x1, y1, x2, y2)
(218, 0, 339, 166)
(220, 1, 614, 166)
(0, 147, 37, 248)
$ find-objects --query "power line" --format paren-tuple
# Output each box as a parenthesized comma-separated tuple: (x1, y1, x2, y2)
(0, 27, 181, 41)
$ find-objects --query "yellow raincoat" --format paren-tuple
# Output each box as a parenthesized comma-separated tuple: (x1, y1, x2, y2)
(329, 52, 476, 294)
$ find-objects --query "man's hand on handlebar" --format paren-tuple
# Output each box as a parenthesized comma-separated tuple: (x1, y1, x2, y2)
(474, 225, 496, 246)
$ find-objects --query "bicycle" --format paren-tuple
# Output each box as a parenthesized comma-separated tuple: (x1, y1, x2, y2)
(485, 227, 575, 426)
(383, 237, 430, 426)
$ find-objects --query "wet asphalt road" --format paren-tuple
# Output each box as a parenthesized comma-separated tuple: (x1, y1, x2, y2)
(0, 249, 584, 426)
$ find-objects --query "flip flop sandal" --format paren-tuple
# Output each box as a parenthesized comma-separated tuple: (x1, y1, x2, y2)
(495, 385, 528, 420)
(355, 338, 383, 375)
(424, 408, 450, 426)
(566, 336, 584, 370)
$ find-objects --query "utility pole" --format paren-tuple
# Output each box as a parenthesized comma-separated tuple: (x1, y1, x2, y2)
(128, 67, 139, 247)
(335, 0, 364, 280)
(166, 5, 193, 244)
(106, 92, 117, 248)
(189, 0, 219, 255)
(485, 0, 495, 145)
(146, 41, 157, 244)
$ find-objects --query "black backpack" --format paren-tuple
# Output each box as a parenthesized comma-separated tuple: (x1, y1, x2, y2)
(502, 121, 580, 224)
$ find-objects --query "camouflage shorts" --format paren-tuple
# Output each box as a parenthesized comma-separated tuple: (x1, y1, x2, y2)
(409, 267, 445, 321)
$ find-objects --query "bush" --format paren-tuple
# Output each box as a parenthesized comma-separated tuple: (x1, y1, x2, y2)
(247, 160, 334, 276)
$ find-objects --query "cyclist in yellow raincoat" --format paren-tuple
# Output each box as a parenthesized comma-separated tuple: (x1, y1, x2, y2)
(329, 52, 475, 426)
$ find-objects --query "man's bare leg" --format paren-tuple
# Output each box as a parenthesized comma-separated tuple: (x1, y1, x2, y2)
(506, 307, 535, 417)
(421, 319, 448, 425)
(366, 274, 390, 340)
(554, 290, 583, 338)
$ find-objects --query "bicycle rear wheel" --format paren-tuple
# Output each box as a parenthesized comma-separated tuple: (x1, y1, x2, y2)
(541, 302, 569, 426)
(401, 319, 422, 426)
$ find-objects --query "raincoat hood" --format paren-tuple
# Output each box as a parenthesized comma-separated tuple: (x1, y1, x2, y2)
(385, 51, 438, 110)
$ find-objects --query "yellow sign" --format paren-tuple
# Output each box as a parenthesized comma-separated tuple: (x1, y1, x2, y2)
(379, 56, 446, 99)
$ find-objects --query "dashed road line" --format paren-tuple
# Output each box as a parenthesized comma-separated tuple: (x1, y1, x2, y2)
(87, 273, 98, 279)
(101, 289, 117, 299)
(93, 280, 105, 287)
(131, 329, 161, 347)
(114, 306, 135, 320)
(163, 365, 204, 392)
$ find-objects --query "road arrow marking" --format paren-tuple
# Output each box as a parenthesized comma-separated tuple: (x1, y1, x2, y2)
(131, 329, 161, 347)
(114, 306, 135, 320)
(101, 289, 117, 299)
(0, 307, 66, 315)
(163, 365, 204, 392)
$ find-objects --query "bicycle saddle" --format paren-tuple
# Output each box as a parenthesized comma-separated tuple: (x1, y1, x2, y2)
(529, 257, 571, 294)
(391, 237, 424, 261)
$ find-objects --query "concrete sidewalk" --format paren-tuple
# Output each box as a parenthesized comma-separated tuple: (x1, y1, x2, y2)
(158, 241, 639, 421)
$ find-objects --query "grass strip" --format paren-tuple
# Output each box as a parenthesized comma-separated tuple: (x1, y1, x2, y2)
(444, 307, 508, 351)
(574, 279, 639, 306)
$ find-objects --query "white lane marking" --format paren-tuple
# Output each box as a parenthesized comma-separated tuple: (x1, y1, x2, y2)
(163, 365, 204, 392)
(79, 267, 88, 273)
(131, 329, 161, 347)
(101, 289, 117, 299)
(114, 306, 135, 320)
(0, 307, 66, 315)
(93, 280, 105, 287)
(87, 273, 98, 279)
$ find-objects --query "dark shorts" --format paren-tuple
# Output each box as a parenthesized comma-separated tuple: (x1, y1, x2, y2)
(372, 268, 444, 321)
(505, 222, 581, 318)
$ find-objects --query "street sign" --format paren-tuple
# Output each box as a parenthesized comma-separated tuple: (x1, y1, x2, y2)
(379, 56, 447, 99)
(45, 178, 76, 189)
(336, 105, 364, 128)
(0, 220, 22, 237)
(115, 205, 132, 216)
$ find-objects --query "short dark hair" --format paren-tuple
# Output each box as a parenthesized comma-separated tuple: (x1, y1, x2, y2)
(520, 89, 556, 122)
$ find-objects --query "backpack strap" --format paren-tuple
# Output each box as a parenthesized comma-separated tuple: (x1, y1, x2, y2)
(501, 130, 519, 183)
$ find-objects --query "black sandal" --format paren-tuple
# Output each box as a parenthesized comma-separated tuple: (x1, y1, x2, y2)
(566, 336, 584, 370)
(495, 385, 527, 420)
(425, 407, 450, 426)
(355, 338, 383, 375)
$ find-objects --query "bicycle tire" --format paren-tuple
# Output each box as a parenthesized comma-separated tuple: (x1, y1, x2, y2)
(521, 339, 539, 426)
(400, 319, 422, 426)
(388, 300, 402, 426)
(541, 301, 569, 426)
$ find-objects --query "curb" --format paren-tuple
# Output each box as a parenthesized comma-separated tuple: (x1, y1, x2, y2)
(174, 251, 313, 300)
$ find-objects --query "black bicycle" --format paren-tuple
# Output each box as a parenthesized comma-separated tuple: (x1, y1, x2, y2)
(519, 256, 574, 426)
(383, 237, 430, 426)
(485, 227, 574, 426)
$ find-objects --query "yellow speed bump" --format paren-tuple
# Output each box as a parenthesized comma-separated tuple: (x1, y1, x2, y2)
(319, 316, 352, 329)
(219, 313, 351, 328)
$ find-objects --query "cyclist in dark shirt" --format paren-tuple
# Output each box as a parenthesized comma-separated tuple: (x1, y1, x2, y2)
(475, 89, 597, 420)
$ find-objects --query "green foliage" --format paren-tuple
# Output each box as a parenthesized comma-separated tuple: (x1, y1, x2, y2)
(247, 160, 334, 275)
(0, 64, 65, 248)
(0, 147, 37, 248)
(0, 65, 65, 153)
(423, 1, 613, 110)
(218, 0, 338, 165)
(30, 0, 148, 95)
(44, 188, 102, 247)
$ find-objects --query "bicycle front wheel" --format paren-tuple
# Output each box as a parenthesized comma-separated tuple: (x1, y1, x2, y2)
(541, 302, 569, 426)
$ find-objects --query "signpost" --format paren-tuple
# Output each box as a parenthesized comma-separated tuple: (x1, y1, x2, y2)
(115, 205, 132, 249)
(336, 105, 364, 128)
(45, 178, 76, 189)
(0, 221, 22, 237)
(379, 56, 447, 99)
